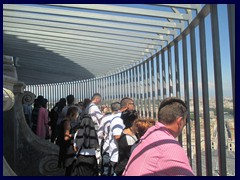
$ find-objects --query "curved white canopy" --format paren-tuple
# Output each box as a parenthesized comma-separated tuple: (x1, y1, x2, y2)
(3, 4, 202, 85)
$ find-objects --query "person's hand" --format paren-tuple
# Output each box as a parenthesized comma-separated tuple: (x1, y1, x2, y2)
(73, 146, 78, 152)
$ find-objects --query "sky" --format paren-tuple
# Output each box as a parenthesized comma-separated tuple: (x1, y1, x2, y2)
(160, 4, 233, 99)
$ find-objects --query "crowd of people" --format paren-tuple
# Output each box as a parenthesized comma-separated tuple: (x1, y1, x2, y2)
(22, 93, 194, 176)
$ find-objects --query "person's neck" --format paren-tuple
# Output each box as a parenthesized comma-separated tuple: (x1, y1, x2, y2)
(160, 122, 178, 138)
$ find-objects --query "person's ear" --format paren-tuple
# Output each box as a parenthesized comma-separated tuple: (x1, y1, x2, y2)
(176, 117, 183, 127)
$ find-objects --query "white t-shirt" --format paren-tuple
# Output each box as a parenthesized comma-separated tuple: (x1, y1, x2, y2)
(109, 112, 125, 162)
(98, 114, 113, 153)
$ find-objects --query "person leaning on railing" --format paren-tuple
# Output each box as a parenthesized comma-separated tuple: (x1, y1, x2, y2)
(123, 97, 194, 176)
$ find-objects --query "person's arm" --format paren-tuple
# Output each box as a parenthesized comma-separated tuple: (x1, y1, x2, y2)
(112, 117, 124, 141)
(97, 118, 104, 139)
(63, 120, 72, 141)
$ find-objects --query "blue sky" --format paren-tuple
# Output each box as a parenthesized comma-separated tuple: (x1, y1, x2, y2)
(162, 4, 233, 99)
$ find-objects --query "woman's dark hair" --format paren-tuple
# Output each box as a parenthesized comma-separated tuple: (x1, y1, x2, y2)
(121, 110, 138, 129)
(58, 98, 66, 111)
(40, 98, 48, 108)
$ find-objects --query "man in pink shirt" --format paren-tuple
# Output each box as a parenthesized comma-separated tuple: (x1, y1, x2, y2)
(123, 97, 194, 176)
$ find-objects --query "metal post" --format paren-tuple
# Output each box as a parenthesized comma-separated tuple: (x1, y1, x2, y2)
(168, 46, 173, 97)
(182, 35, 192, 166)
(161, 51, 167, 99)
(140, 63, 144, 117)
(227, 4, 235, 115)
(124, 70, 128, 97)
(143, 61, 148, 117)
(136, 65, 140, 115)
(152, 57, 157, 119)
(199, 17, 213, 176)
(190, 28, 202, 176)
(148, 60, 152, 118)
(210, 4, 226, 176)
(174, 41, 181, 98)
(130, 67, 133, 99)
(156, 53, 161, 106)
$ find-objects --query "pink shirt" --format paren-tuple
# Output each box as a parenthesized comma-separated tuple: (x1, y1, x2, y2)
(123, 122, 194, 176)
(36, 107, 49, 139)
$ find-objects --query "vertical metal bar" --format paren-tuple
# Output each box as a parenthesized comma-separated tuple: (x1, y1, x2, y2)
(110, 75, 113, 103)
(51, 84, 56, 109)
(65, 82, 68, 96)
(67, 82, 70, 95)
(78, 81, 84, 101)
(121, 72, 124, 99)
(115, 74, 117, 101)
(156, 53, 161, 104)
(62, 83, 65, 98)
(60, 83, 63, 99)
(161, 51, 167, 99)
(152, 57, 157, 119)
(107, 76, 109, 103)
(210, 4, 226, 176)
(93, 78, 95, 95)
(148, 60, 152, 118)
(174, 41, 183, 145)
(133, 66, 136, 111)
(140, 63, 144, 117)
(87, 80, 89, 98)
(136, 65, 140, 115)
(227, 4, 235, 115)
(168, 47, 173, 97)
(123, 70, 125, 99)
(127, 69, 129, 98)
(119, 73, 122, 100)
(54, 83, 57, 108)
(97, 79, 99, 100)
(111, 75, 114, 100)
(105, 76, 107, 103)
(109, 74, 116, 100)
(175, 42, 181, 98)
(38, 84, 42, 96)
(109, 75, 112, 101)
(82, 81, 85, 99)
(143, 61, 148, 118)
(76, 81, 78, 102)
(190, 28, 202, 176)
(149, 59, 154, 118)
(112, 75, 114, 101)
(115, 74, 118, 101)
(79, 82, 81, 101)
(124, 70, 127, 97)
(130, 67, 133, 99)
(73, 81, 76, 102)
(199, 17, 213, 176)
(108, 76, 110, 104)
(47, 84, 50, 109)
(182, 35, 192, 166)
